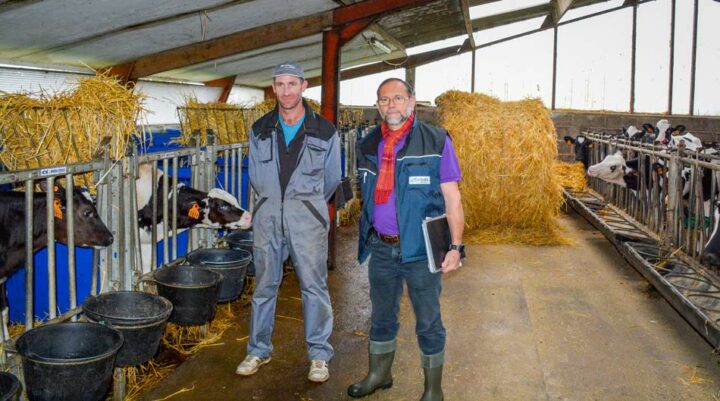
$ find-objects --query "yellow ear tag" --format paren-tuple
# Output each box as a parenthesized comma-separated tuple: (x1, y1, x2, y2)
(53, 198, 64, 219)
(188, 203, 200, 220)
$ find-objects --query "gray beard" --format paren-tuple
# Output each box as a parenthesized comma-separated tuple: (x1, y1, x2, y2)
(381, 104, 412, 126)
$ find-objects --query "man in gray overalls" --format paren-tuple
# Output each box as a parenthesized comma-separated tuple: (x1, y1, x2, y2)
(235, 62, 341, 383)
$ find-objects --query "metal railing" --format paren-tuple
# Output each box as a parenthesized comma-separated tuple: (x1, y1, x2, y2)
(584, 132, 720, 262)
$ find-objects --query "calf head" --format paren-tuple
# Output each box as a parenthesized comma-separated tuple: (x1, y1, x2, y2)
(40, 183, 113, 247)
(173, 186, 252, 230)
(564, 135, 593, 168)
(587, 151, 628, 187)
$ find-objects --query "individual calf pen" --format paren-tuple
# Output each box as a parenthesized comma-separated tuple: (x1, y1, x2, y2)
(0, 136, 254, 400)
(565, 132, 720, 348)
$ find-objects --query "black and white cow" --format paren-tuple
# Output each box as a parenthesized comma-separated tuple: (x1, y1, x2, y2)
(564, 135, 593, 169)
(0, 183, 113, 336)
(586, 151, 663, 191)
(0, 183, 113, 279)
(135, 164, 252, 272)
(703, 203, 720, 268)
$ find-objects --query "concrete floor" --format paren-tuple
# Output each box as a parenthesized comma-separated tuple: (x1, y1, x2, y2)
(138, 209, 720, 401)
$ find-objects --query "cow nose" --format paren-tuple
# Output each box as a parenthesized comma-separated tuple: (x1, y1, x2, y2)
(703, 252, 720, 268)
(102, 234, 114, 247)
(241, 212, 252, 227)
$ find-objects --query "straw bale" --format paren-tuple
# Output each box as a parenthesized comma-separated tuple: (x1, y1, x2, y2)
(554, 161, 587, 191)
(436, 90, 568, 245)
(0, 73, 143, 188)
(176, 97, 363, 146)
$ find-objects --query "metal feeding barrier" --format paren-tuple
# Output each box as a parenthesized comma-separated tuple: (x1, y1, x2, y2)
(564, 131, 720, 348)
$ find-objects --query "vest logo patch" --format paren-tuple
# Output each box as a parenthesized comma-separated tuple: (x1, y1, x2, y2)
(409, 176, 431, 185)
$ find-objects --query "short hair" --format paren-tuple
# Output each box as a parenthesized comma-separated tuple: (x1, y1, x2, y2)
(376, 78, 415, 98)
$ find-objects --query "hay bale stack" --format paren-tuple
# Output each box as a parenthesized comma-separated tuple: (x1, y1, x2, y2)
(177, 97, 252, 146)
(0, 73, 143, 178)
(436, 90, 567, 245)
(177, 97, 363, 146)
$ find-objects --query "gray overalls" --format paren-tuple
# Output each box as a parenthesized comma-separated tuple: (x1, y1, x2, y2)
(247, 101, 341, 362)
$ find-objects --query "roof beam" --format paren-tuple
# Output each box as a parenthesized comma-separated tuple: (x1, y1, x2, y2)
(460, 0, 476, 49)
(306, 39, 472, 87)
(541, 0, 576, 29)
(307, 0, 652, 88)
(472, 3, 551, 31)
(204, 75, 237, 103)
(106, 0, 434, 81)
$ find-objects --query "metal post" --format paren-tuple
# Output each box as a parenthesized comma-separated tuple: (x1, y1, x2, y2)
(689, 0, 699, 116)
(162, 158, 170, 264)
(552, 25, 558, 110)
(65, 173, 77, 320)
(45, 177, 57, 319)
(668, 0, 676, 114)
(24, 180, 34, 328)
(630, 2, 638, 113)
(172, 157, 179, 260)
(471, 49, 476, 93)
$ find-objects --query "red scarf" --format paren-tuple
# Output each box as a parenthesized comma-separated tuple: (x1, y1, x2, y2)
(375, 113, 415, 205)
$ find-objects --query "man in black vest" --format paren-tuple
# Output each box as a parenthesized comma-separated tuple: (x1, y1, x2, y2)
(349, 78, 465, 401)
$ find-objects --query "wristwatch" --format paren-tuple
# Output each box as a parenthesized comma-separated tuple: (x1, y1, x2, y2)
(448, 244, 466, 259)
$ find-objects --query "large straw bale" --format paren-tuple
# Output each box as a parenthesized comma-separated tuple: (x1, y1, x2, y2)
(0, 73, 143, 174)
(436, 90, 568, 245)
(177, 97, 363, 146)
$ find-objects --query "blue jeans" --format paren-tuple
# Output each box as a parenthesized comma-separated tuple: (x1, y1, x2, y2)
(368, 234, 446, 355)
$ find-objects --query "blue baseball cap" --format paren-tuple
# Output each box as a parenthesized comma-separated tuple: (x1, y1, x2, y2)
(272, 62, 304, 79)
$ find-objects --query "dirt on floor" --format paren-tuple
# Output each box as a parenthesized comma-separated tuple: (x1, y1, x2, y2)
(137, 208, 720, 401)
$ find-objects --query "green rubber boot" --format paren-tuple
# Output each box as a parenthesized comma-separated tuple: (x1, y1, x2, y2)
(419, 351, 444, 401)
(347, 339, 396, 398)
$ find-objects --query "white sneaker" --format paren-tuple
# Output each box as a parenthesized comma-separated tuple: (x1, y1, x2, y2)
(308, 359, 330, 383)
(235, 355, 271, 376)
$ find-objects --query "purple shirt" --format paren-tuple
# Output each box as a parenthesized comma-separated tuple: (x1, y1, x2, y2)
(373, 134, 461, 236)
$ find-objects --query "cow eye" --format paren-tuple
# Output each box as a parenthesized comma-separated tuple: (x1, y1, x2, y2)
(83, 209, 94, 218)
(610, 165, 617, 172)
(219, 203, 229, 211)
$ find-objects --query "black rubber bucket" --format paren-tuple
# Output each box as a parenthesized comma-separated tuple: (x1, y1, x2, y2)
(16, 322, 123, 401)
(0, 372, 21, 401)
(186, 248, 251, 302)
(225, 230, 255, 276)
(152, 266, 222, 326)
(82, 291, 173, 366)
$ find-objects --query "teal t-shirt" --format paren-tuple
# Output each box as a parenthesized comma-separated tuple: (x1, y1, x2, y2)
(279, 114, 306, 146)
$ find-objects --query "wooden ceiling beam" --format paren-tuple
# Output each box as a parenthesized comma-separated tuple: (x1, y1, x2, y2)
(460, 0, 476, 49)
(106, 0, 434, 82)
(472, 3, 551, 31)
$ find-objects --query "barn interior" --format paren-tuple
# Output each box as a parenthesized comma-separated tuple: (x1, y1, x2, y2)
(1, 1, 720, 400)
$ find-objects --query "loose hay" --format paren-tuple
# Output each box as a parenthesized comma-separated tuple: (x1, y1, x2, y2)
(176, 97, 364, 146)
(0, 73, 144, 187)
(554, 161, 587, 191)
(436, 90, 568, 246)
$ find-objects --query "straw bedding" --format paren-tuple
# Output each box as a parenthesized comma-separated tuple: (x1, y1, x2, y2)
(436, 90, 569, 245)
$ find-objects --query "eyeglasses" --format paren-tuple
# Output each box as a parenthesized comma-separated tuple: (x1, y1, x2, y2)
(377, 95, 410, 106)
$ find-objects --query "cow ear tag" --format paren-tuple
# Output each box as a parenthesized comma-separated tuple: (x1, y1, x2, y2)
(188, 203, 200, 220)
(53, 198, 64, 219)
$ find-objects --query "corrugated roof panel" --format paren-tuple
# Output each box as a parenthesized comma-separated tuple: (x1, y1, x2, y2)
(0, 0, 231, 57)
(8, 0, 338, 68)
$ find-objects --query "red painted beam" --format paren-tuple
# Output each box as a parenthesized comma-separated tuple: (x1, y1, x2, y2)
(204, 75, 236, 103)
(321, 29, 341, 125)
(333, 0, 435, 26)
